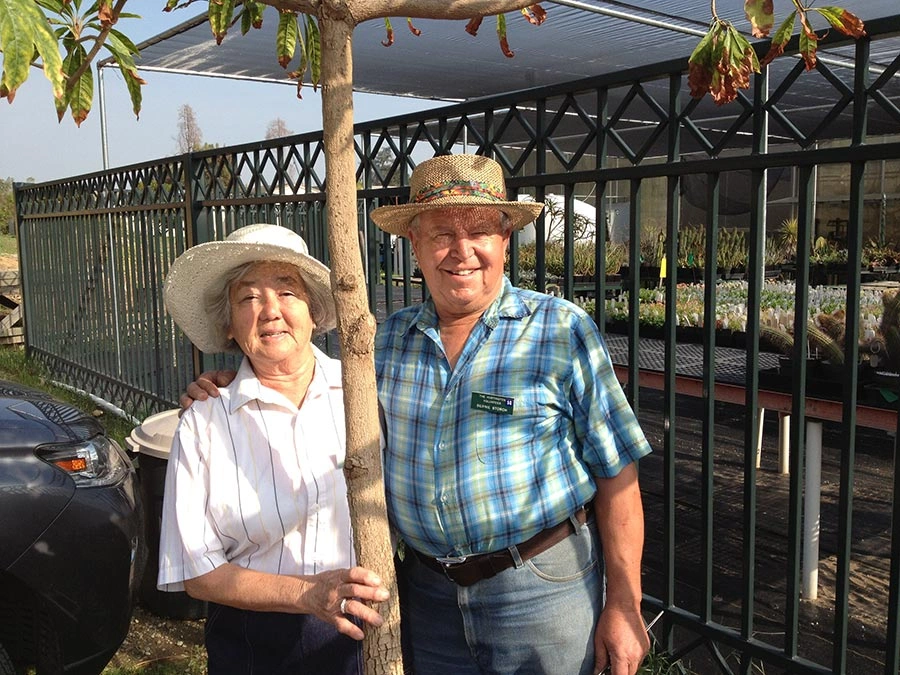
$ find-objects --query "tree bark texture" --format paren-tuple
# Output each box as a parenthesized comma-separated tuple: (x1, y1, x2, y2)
(318, 14, 404, 674)
(265, 0, 539, 24)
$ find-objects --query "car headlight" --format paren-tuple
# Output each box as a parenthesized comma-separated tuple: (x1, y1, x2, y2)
(36, 435, 132, 487)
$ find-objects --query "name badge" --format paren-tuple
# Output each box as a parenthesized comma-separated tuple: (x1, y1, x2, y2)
(471, 392, 514, 416)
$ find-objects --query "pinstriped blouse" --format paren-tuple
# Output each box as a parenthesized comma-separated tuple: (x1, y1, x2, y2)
(157, 346, 353, 592)
(375, 277, 652, 559)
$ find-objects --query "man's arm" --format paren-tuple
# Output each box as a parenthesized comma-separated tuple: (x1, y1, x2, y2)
(592, 463, 650, 675)
(179, 370, 236, 410)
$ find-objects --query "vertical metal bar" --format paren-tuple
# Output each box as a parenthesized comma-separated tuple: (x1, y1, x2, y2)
(662, 70, 681, 650)
(739, 66, 768, 675)
(701, 171, 719, 624)
(786, 164, 814, 658)
(594, 84, 609, 329)
(594, 178, 608, 328)
(535, 99, 547, 294)
(182, 153, 203, 379)
(833, 34, 870, 672)
(887, 420, 900, 675)
(563, 183, 575, 300)
(627, 178, 641, 410)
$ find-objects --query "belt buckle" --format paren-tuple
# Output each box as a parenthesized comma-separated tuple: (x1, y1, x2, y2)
(435, 555, 468, 582)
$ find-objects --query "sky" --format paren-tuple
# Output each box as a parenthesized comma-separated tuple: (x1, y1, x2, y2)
(0, 5, 438, 184)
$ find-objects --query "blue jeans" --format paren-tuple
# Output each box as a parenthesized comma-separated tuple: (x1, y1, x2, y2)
(398, 518, 603, 674)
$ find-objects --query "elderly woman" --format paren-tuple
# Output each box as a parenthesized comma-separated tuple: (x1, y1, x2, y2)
(157, 223, 388, 675)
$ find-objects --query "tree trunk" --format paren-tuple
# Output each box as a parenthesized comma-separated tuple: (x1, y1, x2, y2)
(318, 14, 404, 674)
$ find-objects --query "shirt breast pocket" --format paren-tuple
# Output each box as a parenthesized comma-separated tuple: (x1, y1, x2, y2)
(472, 396, 560, 465)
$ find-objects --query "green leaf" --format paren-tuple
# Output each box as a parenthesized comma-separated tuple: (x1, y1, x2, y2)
(104, 31, 137, 70)
(60, 41, 92, 125)
(276, 11, 298, 69)
(0, 0, 66, 101)
(109, 27, 139, 55)
(34, 0, 64, 13)
(814, 7, 866, 38)
(496, 12, 513, 58)
(799, 26, 818, 70)
(760, 11, 795, 67)
(688, 25, 716, 67)
(208, 0, 235, 45)
(306, 14, 320, 89)
(744, 0, 774, 38)
(118, 62, 144, 119)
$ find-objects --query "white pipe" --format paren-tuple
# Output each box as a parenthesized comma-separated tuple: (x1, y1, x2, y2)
(803, 420, 823, 600)
(98, 65, 110, 170)
(547, 0, 708, 38)
(779, 412, 791, 475)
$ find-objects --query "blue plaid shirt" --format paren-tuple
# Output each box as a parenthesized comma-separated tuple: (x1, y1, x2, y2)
(375, 277, 652, 558)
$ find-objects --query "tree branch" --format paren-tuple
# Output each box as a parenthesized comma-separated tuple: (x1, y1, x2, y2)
(257, 0, 540, 25)
(65, 0, 130, 92)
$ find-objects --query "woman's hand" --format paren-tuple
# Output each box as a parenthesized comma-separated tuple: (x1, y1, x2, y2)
(179, 370, 237, 411)
(302, 566, 390, 640)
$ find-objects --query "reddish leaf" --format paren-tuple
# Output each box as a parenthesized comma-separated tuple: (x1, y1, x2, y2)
(497, 14, 513, 58)
(521, 5, 547, 26)
(407, 18, 422, 37)
(744, 0, 774, 38)
(98, 0, 115, 27)
(688, 61, 713, 100)
(382, 18, 394, 47)
(466, 17, 483, 37)
(797, 8, 817, 39)
(815, 7, 866, 38)
(799, 28, 818, 71)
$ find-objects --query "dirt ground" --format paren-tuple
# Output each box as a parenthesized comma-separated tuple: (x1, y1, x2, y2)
(103, 604, 206, 672)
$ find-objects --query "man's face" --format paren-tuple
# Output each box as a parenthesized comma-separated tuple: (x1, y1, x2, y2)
(408, 207, 510, 321)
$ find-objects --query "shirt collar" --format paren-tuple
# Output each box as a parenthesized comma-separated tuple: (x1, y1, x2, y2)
(407, 276, 531, 335)
(229, 345, 339, 413)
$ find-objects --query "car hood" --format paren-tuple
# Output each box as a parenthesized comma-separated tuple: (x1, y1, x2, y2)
(0, 381, 103, 454)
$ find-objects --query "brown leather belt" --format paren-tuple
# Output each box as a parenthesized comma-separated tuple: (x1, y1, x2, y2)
(411, 502, 592, 587)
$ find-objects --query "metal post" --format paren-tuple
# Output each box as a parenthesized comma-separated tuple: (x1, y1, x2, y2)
(779, 412, 791, 475)
(98, 65, 110, 170)
(802, 420, 823, 600)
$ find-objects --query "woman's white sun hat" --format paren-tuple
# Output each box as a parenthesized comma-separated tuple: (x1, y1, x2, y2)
(369, 154, 545, 236)
(164, 223, 335, 353)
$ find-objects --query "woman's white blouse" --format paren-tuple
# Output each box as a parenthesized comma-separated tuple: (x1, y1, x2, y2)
(157, 347, 353, 591)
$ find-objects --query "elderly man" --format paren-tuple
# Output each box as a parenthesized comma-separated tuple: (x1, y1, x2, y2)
(370, 154, 651, 675)
(184, 154, 652, 675)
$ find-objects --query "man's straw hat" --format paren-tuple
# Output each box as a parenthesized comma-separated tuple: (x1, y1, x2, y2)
(164, 223, 335, 353)
(369, 154, 544, 236)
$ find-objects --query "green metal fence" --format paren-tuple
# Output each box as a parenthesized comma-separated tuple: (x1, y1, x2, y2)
(14, 16, 900, 674)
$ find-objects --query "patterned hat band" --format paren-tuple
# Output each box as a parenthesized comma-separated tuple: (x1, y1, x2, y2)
(413, 180, 507, 204)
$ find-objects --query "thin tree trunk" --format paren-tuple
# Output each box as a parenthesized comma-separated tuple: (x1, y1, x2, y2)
(318, 13, 404, 674)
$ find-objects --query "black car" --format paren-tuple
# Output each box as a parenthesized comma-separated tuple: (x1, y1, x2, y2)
(0, 381, 144, 675)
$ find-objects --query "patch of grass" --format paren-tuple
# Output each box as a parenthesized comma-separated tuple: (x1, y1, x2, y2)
(0, 233, 17, 257)
(0, 345, 136, 445)
(641, 646, 691, 674)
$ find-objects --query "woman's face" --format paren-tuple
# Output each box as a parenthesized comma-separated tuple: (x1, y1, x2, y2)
(227, 261, 315, 371)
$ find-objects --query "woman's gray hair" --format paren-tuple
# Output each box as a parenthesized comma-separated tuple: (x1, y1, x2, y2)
(204, 260, 332, 354)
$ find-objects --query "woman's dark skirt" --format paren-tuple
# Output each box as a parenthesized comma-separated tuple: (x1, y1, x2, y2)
(204, 602, 363, 675)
